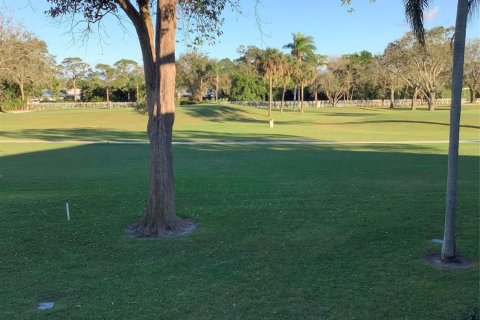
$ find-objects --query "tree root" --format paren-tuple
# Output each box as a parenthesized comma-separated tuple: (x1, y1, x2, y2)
(125, 217, 197, 238)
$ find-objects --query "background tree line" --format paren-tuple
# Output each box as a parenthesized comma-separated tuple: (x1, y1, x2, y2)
(1, 12, 479, 111)
(177, 28, 479, 111)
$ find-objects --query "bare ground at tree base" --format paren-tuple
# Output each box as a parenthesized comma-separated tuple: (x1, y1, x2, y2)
(124, 218, 197, 239)
(424, 254, 475, 270)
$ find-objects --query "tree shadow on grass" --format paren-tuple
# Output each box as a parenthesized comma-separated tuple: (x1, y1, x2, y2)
(331, 119, 480, 129)
(182, 104, 265, 124)
(0, 128, 147, 142)
(0, 141, 478, 319)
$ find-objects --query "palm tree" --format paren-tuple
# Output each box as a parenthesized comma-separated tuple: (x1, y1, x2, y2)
(283, 32, 317, 110)
(283, 32, 317, 63)
(279, 54, 294, 113)
(404, 0, 478, 262)
(258, 48, 284, 118)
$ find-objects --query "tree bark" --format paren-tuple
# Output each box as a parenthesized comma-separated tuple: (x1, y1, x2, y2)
(442, 0, 468, 261)
(281, 83, 286, 113)
(300, 83, 304, 114)
(427, 91, 435, 111)
(268, 76, 272, 118)
(121, 0, 194, 237)
(215, 74, 219, 101)
(73, 79, 77, 102)
(468, 85, 475, 103)
(411, 87, 418, 110)
(389, 87, 395, 108)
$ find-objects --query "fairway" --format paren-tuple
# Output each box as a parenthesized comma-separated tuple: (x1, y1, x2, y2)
(0, 104, 479, 319)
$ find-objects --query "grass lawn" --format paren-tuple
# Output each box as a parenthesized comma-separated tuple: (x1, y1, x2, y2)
(0, 104, 479, 319)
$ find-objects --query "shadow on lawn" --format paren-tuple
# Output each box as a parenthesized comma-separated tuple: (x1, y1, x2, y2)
(182, 105, 264, 124)
(0, 128, 148, 141)
(331, 119, 480, 129)
(1, 140, 479, 319)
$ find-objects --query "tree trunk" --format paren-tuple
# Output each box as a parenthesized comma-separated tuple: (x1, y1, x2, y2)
(389, 87, 395, 108)
(442, 0, 468, 262)
(428, 91, 435, 111)
(411, 87, 418, 110)
(468, 85, 475, 103)
(19, 81, 25, 110)
(215, 74, 219, 101)
(314, 77, 318, 107)
(300, 83, 304, 114)
(105, 76, 110, 103)
(268, 76, 272, 118)
(293, 85, 297, 109)
(73, 79, 77, 102)
(281, 83, 286, 113)
(123, 0, 194, 237)
(136, 85, 140, 102)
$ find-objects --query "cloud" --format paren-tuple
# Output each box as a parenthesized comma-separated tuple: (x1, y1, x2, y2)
(425, 6, 440, 23)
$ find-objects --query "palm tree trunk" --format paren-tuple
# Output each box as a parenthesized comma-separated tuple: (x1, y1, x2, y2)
(268, 76, 273, 118)
(215, 74, 219, 101)
(300, 83, 304, 114)
(442, 0, 468, 262)
(281, 83, 286, 113)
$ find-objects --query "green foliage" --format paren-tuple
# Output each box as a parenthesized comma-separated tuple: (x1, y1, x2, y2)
(230, 72, 267, 101)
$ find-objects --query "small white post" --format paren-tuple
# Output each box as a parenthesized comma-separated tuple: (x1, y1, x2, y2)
(66, 203, 70, 222)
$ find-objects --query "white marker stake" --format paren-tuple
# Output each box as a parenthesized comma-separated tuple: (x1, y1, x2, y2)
(66, 203, 70, 222)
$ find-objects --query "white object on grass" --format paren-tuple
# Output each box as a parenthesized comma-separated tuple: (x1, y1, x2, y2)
(66, 203, 70, 222)
(38, 302, 54, 310)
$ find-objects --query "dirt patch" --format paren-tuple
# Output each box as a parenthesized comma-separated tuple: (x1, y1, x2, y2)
(424, 254, 475, 270)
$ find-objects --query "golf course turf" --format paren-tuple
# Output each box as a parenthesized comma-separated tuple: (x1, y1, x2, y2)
(0, 104, 478, 319)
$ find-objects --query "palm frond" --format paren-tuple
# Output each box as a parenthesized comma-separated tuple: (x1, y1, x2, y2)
(468, 0, 479, 20)
(403, 0, 429, 46)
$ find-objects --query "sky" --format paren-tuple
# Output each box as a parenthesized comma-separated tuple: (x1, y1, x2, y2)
(1, 0, 479, 67)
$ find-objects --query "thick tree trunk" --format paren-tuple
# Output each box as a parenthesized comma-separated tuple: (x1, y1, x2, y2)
(123, 0, 194, 237)
(468, 85, 475, 103)
(427, 91, 435, 111)
(411, 87, 418, 110)
(442, 0, 468, 261)
(19, 82, 25, 102)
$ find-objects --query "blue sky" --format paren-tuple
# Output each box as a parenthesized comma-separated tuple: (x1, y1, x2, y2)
(1, 0, 479, 67)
